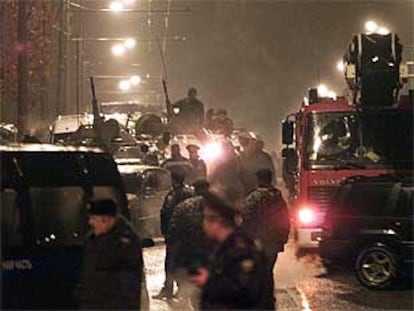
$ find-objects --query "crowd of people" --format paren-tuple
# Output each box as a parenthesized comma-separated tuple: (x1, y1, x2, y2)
(77, 87, 290, 311)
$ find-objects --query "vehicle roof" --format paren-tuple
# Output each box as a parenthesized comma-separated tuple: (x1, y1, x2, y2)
(0, 143, 104, 153)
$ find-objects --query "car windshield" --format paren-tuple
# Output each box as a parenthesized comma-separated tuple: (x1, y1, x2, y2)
(306, 110, 413, 169)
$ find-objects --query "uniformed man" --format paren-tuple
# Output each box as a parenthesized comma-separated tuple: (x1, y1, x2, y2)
(78, 200, 143, 310)
(161, 144, 194, 181)
(241, 169, 290, 310)
(187, 144, 207, 182)
(171, 88, 205, 133)
(167, 180, 211, 304)
(154, 173, 194, 300)
(191, 191, 266, 310)
(240, 136, 276, 195)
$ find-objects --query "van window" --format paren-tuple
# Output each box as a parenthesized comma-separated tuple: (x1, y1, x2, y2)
(30, 187, 88, 246)
(1, 189, 22, 246)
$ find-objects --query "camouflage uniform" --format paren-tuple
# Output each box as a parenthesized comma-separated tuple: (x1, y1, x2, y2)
(159, 185, 193, 297)
(241, 185, 290, 310)
(160, 185, 194, 238)
(168, 196, 210, 269)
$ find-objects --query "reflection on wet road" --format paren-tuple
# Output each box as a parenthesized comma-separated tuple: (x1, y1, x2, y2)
(143, 242, 413, 311)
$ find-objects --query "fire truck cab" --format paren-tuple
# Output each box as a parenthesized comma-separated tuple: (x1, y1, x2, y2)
(282, 32, 413, 253)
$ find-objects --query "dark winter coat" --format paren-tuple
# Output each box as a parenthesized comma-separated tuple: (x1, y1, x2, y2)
(78, 217, 143, 310)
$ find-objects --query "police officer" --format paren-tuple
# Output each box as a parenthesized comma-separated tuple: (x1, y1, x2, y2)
(154, 173, 194, 299)
(161, 144, 194, 181)
(187, 144, 207, 182)
(191, 191, 266, 310)
(241, 169, 290, 310)
(78, 200, 143, 310)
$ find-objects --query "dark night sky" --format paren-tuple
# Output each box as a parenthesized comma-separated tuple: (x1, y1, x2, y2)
(83, 0, 413, 149)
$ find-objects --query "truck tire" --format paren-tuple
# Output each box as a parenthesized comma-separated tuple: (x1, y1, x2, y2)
(355, 245, 399, 290)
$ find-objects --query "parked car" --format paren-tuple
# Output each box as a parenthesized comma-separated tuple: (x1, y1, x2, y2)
(319, 175, 413, 289)
(118, 162, 172, 241)
(0, 144, 150, 309)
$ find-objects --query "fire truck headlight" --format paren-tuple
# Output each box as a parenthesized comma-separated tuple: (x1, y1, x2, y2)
(200, 142, 223, 162)
(298, 207, 316, 225)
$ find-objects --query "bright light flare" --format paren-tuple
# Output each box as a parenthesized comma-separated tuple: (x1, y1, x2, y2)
(111, 44, 126, 56)
(327, 91, 337, 99)
(200, 142, 223, 162)
(130, 75, 141, 86)
(365, 20, 378, 33)
(377, 27, 390, 35)
(109, 1, 124, 12)
(298, 208, 316, 225)
(124, 38, 137, 49)
(119, 80, 131, 91)
(317, 84, 328, 97)
(336, 60, 345, 72)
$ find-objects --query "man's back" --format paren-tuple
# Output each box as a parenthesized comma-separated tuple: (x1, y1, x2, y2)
(160, 185, 194, 237)
(242, 186, 290, 253)
(168, 196, 209, 266)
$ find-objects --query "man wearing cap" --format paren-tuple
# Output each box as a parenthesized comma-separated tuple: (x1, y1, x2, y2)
(242, 169, 290, 310)
(153, 173, 194, 300)
(191, 192, 265, 310)
(78, 200, 143, 310)
(187, 144, 207, 183)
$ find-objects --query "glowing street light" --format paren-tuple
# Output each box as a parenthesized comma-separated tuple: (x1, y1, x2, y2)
(365, 20, 378, 33)
(119, 80, 131, 91)
(336, 60, 345, 72)
(109, 1, 124, 12)
(124, 38, 137, 49)
(130, 75, 141, 86)
(111, 43, 126, 56)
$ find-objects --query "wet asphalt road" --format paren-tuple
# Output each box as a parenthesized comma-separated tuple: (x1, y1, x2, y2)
(143, 241, 413, 311)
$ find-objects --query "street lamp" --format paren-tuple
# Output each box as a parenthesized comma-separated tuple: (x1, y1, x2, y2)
(119, 80, 131, 91)
(111, 43, 126, 56)
(124, 38, 137, 49)
(109, 1, 124, 12)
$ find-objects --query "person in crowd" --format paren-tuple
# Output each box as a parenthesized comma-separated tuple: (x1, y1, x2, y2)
(161, 144, 194, 181)
(167, 180, 211, 304)
(241, 169, 290, 309)
(171, 88, 205, 133)
(187, 144, 207, 182)
(154, 173, 194, 300)
(78, 200, 143, 310)
(239, 136, 276, 195)
(191, 191, 266, 310)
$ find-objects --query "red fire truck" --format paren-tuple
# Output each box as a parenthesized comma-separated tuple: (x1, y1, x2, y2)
(282, 32, 413, 254)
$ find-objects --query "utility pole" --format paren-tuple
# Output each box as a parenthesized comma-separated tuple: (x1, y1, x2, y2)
(56, 0, 69, 116)
(17, 0, 29, 138)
